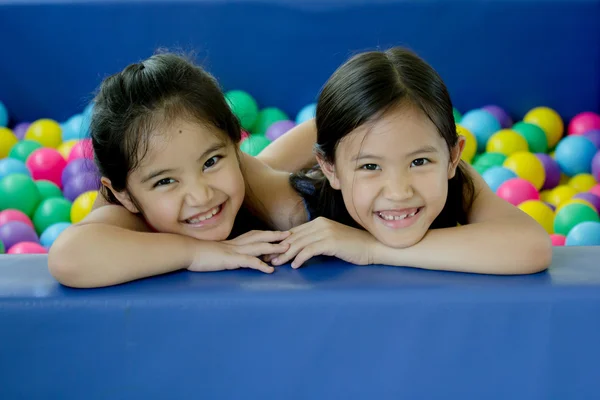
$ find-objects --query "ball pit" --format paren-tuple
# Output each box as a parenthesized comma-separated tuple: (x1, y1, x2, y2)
(565, 221, 600, 246)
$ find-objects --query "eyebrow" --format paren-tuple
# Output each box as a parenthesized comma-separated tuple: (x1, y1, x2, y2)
(140, 141, 227, 184)
(351, 145, 439, 162)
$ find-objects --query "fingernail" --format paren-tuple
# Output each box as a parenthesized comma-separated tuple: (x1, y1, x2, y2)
(272, 257, 279, 264)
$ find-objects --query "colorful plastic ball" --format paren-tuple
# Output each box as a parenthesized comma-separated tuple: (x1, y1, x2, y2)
(568, 173, 597, 193)
(545, 185, 577, 208)
(496, 178, 540, 206)
(535, 153, 561, 190)
(511, 122, 548, 154)
(25, 148, 67, 188)
(486, 129, 529, 156)
(453, 108, 462, 123)
(591, 184, 600, 197)
(13, 123, 30, 140)
(482, 166, 517, 192)
(8, 241, 47, 254)
(583, 129, 600, 149)
(296, 103, 317, 125)
(0, 221, 39, 250)
(0, 127, 18, 158)
(0, 101, 8, 127)
(240, 134, 271, 157)
(565, 221, 600, 246)
(523, 106, 564, 148)
(32, 197, 72, 235)
(0, 209, 34, 228)
(61, 158, 99, 187)
(225, 90, 259, 131)
(35, 180, 63, 201)
(40, 222, 71, 248)
(63, 172, 101, 202)
(71, 190, 98, 223)
(252, 108, 289, 135)
(57, 140, 79, 160)
(457, 124, 477, 163)
(25, 119, 63, 148)
(266, 120, 296, 141)
(61, 113, 91, 141)
(556, 198, 597, 214)
(459, 109, 502, 153)
(240, 130, 250, 141)
(67, 139, 94, 162)
(481, 105, 513, 128)
(0, 174, 42, 217)
(0, 240, 4, 254)
(553, 203, 599, 236)
(592, 151, 600, 181)
(0, 158, 31, 180)
(550, 234, 566, 246)
(472, 152, 507, 174)
(568, 112, 600, 135)
(554, 135, 597, 176)
(518, 200, 555, 234)
(573, 192, 600, 212)
(8, 140, 42, 163)
(503, 152, 545, 190)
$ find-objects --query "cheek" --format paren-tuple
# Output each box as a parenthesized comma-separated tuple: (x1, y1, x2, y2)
(140, 193, 181, 226)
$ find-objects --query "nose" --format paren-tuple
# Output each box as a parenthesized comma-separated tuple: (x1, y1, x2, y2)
(184, 180, 214, 207)
(383, 171, 414, 201)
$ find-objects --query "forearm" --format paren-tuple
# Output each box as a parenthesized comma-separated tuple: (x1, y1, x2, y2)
(48, 224, 195, 288)
(375, 218, 552, 275)
(257, 119, 317, 172)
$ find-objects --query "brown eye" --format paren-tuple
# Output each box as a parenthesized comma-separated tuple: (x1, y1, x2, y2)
(360, 163, 380, 171)
(411, 158, 430, 167)
(203, 155, 222, 170)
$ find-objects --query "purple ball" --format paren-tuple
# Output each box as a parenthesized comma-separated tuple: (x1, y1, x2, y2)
(536, 153, 561, 190)
(63, 172, 101, 202)
(0, 221, 39, 250)
(265, 120, 296, 141)
(13, 122, 31, 140)
(583, 129, 600, 149)
(61, 158, 99, 187)
(481, 105, 513, 129)
(574, 192, 600, 212)
(592, 151, 600, 182)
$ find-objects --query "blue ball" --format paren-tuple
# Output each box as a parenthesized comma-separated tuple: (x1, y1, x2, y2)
(482, 166, 517, 192)
(40, 222, 72, 248)
(295, 103, 316, 124)
(62, 113, 91, 141)
(0, 101, 8, 127)
(0, 158, 31, 180)
(566, 221, 600, 246)
(459, 109, 502, 153)
(554, 135, 597, 176)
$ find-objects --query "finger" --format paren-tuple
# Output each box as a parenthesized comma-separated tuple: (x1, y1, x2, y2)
(231, 230, 291, 245)
(262, 253, 280, 263)
(237, 255, 274, 274)
(291, 243, 323, 269)
(238, 242, 290, 257)
(272, 234, 321, 266)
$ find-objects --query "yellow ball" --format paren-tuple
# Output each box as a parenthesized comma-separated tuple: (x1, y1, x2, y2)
(58, 140, 79, 160)
(503, 151, 546, 190)
(0, 127, 18, 158)
(71, 190, 98, 223)
(523, 107, 564, 148)
(25, 119, 63, 149)
(568, 173, 597, 193)
(518, 200, 555, 234)
(486, 129, 529, 156)
(457, 124, 477, 163)
(539, 190, 552, 203)
(556, 198, 597, 214)
(546, 185, 577, 207)
(559, 173, 569, 185)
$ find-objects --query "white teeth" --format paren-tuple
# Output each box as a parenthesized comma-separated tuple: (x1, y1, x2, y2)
(379, 210, 418, 220)
(186, 205, 220, 223)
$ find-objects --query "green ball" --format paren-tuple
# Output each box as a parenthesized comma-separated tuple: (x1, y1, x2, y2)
(33, 197, 73, 235)
(512, 122, 548, 154)
(0, 174, 42, 217)
(36, 180, 63, 201)
(472, 152, 507, 174)
(0, 240, 4, 254)
(225, 90, 259, 131)
(453, 108, 462, 123)
(240, 134, 271, 157)
(554, 203, 600, 236)
(252, 107, 289, 135)
(8, 140, 43, 163)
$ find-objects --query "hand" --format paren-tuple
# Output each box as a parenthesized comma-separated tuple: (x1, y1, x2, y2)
(188, 230, 291, 274)
(270, 217, 377, 269)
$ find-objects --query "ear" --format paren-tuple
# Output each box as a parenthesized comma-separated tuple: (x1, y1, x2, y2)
(100, 177, 140, 214)
(448, 135, 466, 179)
(316, 155, 341, 190)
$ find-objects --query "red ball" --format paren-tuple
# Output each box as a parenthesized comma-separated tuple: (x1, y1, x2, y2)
(0, 209, 34, 228)
(496, 178, 540, 206)
(568, 112, 600, 135)
(25, 148, 67, 188)
(550, 234, 566, 246)
(68, 139, 94, 163)
(8, 241, 48, 254)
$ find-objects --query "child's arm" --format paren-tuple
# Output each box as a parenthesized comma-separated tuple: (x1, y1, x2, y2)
(256, 119, 317, 172)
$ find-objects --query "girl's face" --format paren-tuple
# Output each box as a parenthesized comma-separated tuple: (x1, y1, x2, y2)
(320, 104, 464, 248)
(114, 118, 245, 241)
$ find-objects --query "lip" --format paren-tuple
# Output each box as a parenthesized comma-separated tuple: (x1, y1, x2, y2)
(374, 207, 423, 229)
(181, 202, 225, 227)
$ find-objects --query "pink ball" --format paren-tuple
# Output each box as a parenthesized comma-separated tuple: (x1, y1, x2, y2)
(0, 209, 34, 228)
(68, 139, 94, 163)
(8, 241, 48, 254)
(241, 130, 250, 141)
(25, 148, 68, 188)
(589, 184, 600, 197)
(496, 178, 540, 206)
(568, 111, 600, 135)
(550, 234, 566, 246)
